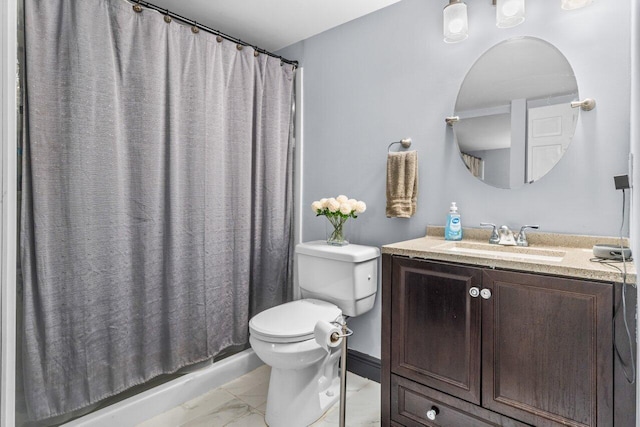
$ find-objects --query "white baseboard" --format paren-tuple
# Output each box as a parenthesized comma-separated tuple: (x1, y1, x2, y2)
(63, 349, 263, 427)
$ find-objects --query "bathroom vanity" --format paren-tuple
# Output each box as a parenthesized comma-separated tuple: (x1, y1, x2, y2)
(381, 228, 636, 427)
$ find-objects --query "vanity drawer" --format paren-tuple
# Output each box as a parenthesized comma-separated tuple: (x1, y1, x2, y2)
(391, 375, 529, 427)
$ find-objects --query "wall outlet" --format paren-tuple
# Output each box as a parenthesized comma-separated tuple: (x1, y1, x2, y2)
(614, 174, 631, 190)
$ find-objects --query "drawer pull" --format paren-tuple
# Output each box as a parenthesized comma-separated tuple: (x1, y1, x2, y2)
(480, 288, 492, 299)
(426, 406, 440, 421)
(469, 287, 480, 298)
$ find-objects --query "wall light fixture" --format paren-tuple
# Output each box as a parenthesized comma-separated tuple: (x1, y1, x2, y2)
(443, 0, 469, 43)
(444, 0, 593, 43)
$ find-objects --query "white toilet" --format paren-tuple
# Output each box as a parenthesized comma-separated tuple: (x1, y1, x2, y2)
(249, 240, 380, 427)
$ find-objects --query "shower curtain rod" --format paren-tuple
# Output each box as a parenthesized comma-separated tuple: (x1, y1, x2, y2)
(129, 0, 299, 68)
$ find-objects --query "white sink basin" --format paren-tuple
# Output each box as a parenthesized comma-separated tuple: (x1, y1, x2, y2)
(433, 241, 566, 263)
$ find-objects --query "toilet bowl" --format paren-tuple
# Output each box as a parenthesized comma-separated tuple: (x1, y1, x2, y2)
(249, 299, 343, 427)
(249, 241, 380, 427)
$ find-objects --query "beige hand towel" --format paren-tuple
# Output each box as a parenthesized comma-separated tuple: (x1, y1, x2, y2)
(386, 151, 418, 218)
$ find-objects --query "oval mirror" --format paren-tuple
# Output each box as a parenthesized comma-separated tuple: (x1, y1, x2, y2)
(453, 37, 579, 189)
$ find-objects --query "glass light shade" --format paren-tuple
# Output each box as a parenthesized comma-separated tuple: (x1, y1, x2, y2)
(561, 0, 593, 10)
(496, 0, 525, 28)
(443, 1, 468, 43)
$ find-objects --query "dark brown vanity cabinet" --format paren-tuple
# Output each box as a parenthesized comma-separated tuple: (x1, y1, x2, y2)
(382, 254, 632, 427)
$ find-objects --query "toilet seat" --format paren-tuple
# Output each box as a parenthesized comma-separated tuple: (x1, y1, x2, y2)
(249, 299, 342, 343)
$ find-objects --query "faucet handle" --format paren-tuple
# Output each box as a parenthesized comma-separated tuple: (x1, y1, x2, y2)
(480, 223, 500, 244)
(516, 225, 539, 247)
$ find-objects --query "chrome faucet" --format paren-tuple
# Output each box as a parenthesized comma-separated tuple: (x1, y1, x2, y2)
(515, 225, 539, 247)
(498, 225, 517, 246)
(481, 223, 540, 246)
(480, 223, 500, 244)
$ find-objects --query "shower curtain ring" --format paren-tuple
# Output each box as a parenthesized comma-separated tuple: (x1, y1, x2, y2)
(191, 23, 199, 34)
(132, 1, 143, 13)
(164, 9, 171, 23)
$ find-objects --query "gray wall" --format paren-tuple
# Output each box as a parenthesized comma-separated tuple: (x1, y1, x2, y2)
(279, 0, 632, 358)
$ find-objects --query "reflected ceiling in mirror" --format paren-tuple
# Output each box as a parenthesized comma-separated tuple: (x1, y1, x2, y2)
(453, 37, 579, 189)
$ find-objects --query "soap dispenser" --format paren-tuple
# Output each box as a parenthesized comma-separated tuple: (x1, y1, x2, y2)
(445, 202, 463, 241)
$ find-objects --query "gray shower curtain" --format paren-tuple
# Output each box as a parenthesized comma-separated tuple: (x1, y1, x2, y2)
(21, 0, 295, 420)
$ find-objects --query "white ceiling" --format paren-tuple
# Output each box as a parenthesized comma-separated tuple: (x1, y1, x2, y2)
(145, 0, 402, 53)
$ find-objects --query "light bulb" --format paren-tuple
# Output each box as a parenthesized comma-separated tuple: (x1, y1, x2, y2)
(502, 2, 519, 16)
(448, 18, 465, 34)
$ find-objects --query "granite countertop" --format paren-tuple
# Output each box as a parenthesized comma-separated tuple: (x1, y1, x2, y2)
(382, 227, 636, 284)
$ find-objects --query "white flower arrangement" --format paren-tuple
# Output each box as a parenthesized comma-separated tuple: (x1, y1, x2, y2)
(312, 195, 367, 245)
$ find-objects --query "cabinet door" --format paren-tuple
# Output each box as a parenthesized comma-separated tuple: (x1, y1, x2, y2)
(391, 258, 482, 404)
(482, 270, 613, 427)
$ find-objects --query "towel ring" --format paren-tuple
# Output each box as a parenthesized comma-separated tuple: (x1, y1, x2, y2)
(388, 138, 412, 153)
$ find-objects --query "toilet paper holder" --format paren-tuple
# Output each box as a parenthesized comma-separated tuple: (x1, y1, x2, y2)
(329, 322, 353, 344)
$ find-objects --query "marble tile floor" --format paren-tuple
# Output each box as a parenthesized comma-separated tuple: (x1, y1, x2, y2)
(137, 364, 381, 427)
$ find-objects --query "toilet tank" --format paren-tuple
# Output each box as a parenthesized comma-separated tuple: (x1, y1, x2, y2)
(295, 241, 380, 317)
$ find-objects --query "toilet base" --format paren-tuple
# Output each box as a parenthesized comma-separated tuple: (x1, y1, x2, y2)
(264, 349, 341, 427)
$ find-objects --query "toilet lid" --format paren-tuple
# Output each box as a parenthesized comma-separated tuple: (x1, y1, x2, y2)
(249, 299, 342, 343)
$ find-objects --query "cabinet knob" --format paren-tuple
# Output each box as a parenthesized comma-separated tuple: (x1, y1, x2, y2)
(480, 288, 492, 299)
(426, 406, 440, 421)
(469, 287, 480, 298)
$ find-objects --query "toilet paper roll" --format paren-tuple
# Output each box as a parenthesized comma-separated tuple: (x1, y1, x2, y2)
(314, 320, 342, 351)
